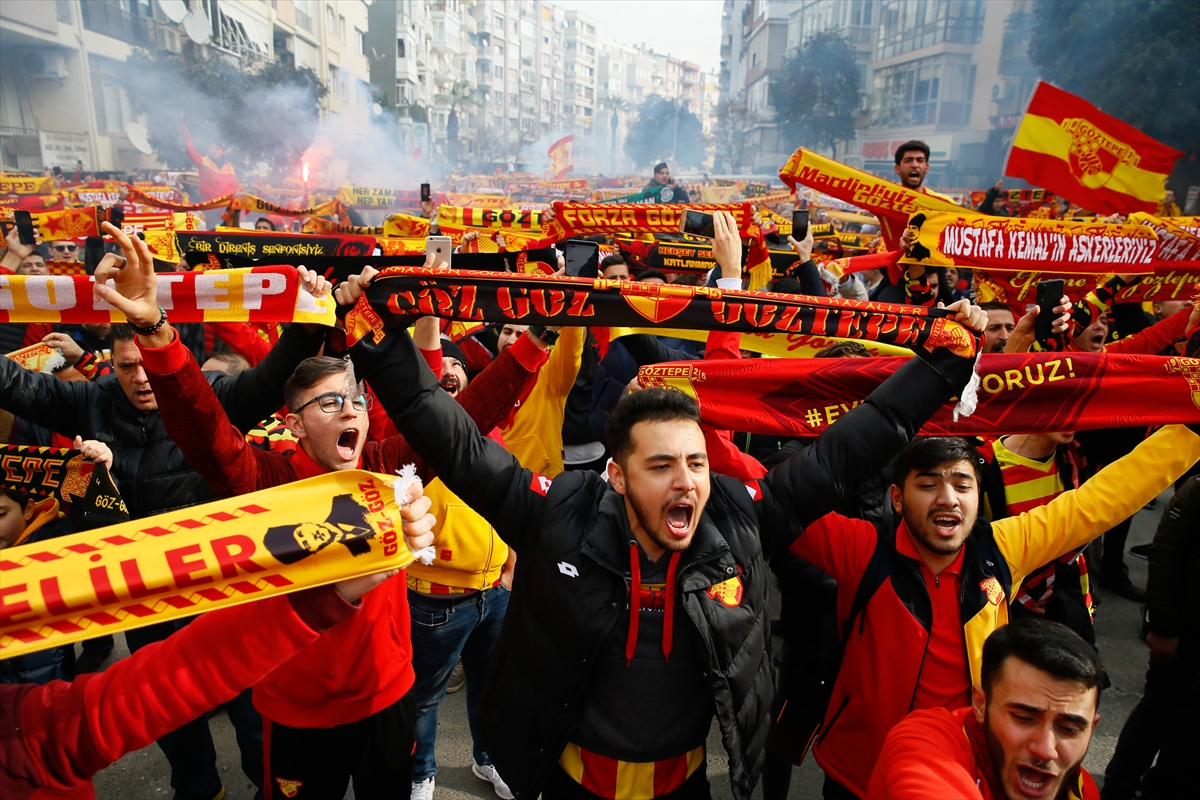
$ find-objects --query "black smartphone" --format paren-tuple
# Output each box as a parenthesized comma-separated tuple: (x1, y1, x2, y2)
(561, 239, 600, 277)
(791, 209, 809, 240)
(106, 205, 125, 228)
(1035, 279, 1065, 344)
(14, 210, 36, 246)
(679, 209, 715, 238)
(52, 166, 62, 177)
(420, 183, 432, 203)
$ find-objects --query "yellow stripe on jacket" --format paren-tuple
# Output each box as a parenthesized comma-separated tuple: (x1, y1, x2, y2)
(501, 326, 585, 478)
(964, 424, 1200, 686)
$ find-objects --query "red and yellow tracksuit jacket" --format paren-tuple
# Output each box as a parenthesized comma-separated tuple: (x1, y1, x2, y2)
(792, 424, 1199, 797)
(868, 706, 1099, 799)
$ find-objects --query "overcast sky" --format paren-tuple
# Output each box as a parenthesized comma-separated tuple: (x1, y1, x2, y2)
(551, 0, 725, 74)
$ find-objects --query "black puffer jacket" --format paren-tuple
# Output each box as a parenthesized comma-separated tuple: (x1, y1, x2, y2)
(0, 325, 324, 518)
(358, 327, 975, 798)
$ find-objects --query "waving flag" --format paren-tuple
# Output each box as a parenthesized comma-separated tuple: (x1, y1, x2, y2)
(546, 135, 574, 180)
(1006, 82, 1181, 215)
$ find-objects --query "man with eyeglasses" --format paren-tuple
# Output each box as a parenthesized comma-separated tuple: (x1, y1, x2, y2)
(0, 222, 333, 800)
(94, 227, 550, 797)
(48, 240, 80, 262)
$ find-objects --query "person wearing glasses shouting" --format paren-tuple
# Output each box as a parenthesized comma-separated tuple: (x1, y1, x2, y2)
(92, 222, 550, 797)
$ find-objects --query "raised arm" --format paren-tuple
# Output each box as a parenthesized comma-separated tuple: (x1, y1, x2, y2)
(7, 587, 357, 792)
(140, 329, 290, 496)
(991, 424, 1200, 581)
(210, 323, 327, 433)
(757, 347, 976, 552)
(351, 324, 548, 553)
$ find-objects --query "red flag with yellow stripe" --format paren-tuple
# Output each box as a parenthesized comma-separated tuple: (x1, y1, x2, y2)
(1005, 82, 1181, 216)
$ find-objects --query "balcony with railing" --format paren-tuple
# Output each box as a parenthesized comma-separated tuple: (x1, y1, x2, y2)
(81, 1, 152, 46)
(0, 126, 43, 172)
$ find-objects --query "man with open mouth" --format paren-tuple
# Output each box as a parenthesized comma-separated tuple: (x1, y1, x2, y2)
(347, 210, 992, 799)
(93, 225, 547, 800)
(870, 618, 1104, 800)
(787, 422, 1198, 800)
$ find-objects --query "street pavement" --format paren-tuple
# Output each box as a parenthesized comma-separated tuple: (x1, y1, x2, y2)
(91, 488, 1172, 799)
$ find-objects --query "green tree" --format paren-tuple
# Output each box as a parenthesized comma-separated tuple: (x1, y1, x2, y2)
(1028, 0, 1199, 153)
(623, 96, 707, 170)
(121, 50, 327, 177)
(434, 79, 479, 160)
(601, 94, 630, 173)
(771, 31, 861, 160)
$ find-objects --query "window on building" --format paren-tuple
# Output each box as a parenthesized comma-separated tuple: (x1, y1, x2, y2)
(495, 91, 503, 105)
(339, 15, 345, 42)
(328, 65, 340, 98)
(871, 54, 976, 127)
(495, 64, 503, 77)
(496, 43, 504, 56)
(585, 66, 593, 77)
(584, 45, 594, 56)
(357, 79, 371, 106)
(398, 38, 406, 58)
(876, 0, 986, 60)
(355, 28, 365, 54)
(495, 15, 504, 29)
(326, 5, 335, 33)
(89, 54, 132, 134)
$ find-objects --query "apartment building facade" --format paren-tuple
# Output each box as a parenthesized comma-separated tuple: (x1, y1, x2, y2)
(0, 0, 373, 175)
(721, 0, 1042, 187)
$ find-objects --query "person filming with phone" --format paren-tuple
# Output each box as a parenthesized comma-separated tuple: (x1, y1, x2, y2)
(645, 162, 690, 204)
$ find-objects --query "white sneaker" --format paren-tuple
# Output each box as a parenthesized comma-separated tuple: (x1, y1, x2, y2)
(411, 776, 435, 800)
(472, 762, 514, 800)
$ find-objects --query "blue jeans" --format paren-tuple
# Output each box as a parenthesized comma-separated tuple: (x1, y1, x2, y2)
(409, 585, 510, 781)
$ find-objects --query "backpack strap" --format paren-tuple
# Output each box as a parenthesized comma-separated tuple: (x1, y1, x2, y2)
(841, 527, 894, 642)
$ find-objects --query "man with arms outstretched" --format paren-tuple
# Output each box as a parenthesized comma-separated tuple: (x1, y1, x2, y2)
(339, 211, 988, 799)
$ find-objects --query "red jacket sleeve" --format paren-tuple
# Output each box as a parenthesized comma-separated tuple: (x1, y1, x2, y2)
(182, 127, 202, 168)
(1104, 306, 1190, 355)
(867, 708, 983, 799)
(4, 588, 355, 794)
(705, 428, 767, 481)
(139, 330, 293, 495)
(789, 512, 877, 623)
(365, 333, 546, 480)
(206, 321, 273, 366)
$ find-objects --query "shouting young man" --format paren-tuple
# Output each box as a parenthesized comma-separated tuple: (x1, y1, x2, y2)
(339, 211, 988, 798)
(869, 618, 1104, 800)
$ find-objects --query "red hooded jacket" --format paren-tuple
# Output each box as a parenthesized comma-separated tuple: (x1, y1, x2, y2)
(138, 330, 545, 726)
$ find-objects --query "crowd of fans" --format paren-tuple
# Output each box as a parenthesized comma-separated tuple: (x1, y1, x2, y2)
(1, 140, 1199, 800)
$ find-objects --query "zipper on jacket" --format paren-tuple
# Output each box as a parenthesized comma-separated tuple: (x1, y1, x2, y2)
(815, 695, 850, 746)
(907, 562, 934, 713)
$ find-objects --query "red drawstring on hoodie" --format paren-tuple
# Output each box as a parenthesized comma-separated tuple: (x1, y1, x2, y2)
(625, 544, 682, 666)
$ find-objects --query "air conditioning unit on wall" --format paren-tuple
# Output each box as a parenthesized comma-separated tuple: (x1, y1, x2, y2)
(20, 50, 68, 80)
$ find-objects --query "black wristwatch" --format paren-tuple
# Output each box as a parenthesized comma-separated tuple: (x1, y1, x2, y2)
(528, 325, 559, 347)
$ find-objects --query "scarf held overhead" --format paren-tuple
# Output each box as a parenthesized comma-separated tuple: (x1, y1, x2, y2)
(901, 212, 1161, 274)
(343, 268, 978, 358)
(639, 352, 1200, 438)
(0, 470, 414, 659)
(0, 267, 335, 325)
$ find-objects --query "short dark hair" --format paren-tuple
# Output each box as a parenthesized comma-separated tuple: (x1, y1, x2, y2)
(894, 140, 930, 165)
(982, 618, 1102, 704)
(205, 352, 251, 376)
(600, 254, 627, 270)
(890, 436, 984, 488)
(285, 356, 354, 413)
(654, 162, 669, 173)
(606, 388, 701, 465)
(814, 341, 871, 359)
(110, 324, 136, 343)
(638, 269, 668, 283)
(980, 301, 1014, 314)
(768, 277, 805, 295)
